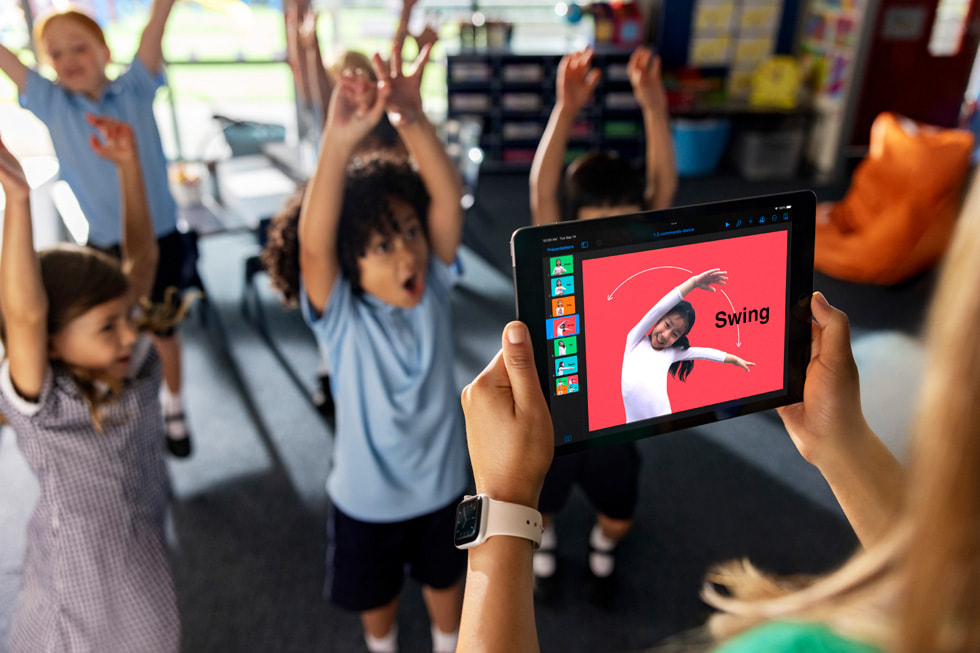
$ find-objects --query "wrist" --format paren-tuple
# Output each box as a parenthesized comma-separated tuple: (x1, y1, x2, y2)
(474, 482, 540, 511)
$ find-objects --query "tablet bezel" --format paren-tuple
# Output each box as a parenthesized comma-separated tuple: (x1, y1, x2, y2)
(511, 190, 815, 455)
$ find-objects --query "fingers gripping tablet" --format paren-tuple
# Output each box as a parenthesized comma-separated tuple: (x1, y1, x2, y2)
(511, 191, 816, 454)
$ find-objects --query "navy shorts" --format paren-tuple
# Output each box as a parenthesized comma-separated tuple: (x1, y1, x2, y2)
(93, 230, 191, 336)
(538, 442, 640, 520)
(325, 496, 466, 612)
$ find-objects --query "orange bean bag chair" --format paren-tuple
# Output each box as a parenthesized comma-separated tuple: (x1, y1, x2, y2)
(814, 112, 975, 284)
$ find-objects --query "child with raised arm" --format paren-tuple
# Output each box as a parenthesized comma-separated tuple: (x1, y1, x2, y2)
(0, 0, 195, 457)
(530, 45, 677, 226)
(622, 269, 755, 422)
(0, 117, 180, 652)
(265, 32, 467, 653)
(527, 45, 680, 606)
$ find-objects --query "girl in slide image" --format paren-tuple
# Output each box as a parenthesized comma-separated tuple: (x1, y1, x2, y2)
(622, 268, 754, 423)
(555, 280, 565, 296)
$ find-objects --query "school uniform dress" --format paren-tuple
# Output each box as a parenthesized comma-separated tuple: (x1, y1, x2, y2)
(0, 339, 179, 653)
(20, 59, 178, 247)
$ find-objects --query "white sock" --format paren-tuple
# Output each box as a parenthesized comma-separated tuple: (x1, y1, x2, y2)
(365, 626, 398, 653)
(541, 522, 557, 550)
(431, 626, 458, 653)
(533, 549, 556, 577)
(589, 523, 616, 578)
(161, 387, 188, 440)
(533, 522, 558, 577)
(161, 386, 183, 415)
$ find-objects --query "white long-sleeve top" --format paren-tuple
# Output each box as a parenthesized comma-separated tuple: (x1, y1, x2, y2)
(621, 286, 726, 422)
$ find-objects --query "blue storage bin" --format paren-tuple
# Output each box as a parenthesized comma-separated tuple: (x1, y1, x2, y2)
(671, 119, 731, 177)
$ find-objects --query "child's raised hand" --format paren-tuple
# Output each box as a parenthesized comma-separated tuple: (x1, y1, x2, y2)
(87, 114, 138, 164)
(692, 268, 727, 291)
(325, 69, 389, 146)
(0, 134, 29, 199)
(371, 42, 431, 127)
(628, 47, 668, 115)
(557, 48, 601, 114)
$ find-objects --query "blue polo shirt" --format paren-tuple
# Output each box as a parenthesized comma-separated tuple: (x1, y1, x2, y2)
(301, 257, 469, 523)
(20, 59, 178, 247)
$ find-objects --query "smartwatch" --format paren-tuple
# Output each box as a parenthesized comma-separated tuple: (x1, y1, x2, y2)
(453, 494, 544, 550)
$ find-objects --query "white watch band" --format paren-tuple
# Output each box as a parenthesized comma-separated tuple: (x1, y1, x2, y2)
(483, 497, 544, 549)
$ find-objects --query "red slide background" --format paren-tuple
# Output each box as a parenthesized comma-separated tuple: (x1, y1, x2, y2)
(581, 231, 788, 432)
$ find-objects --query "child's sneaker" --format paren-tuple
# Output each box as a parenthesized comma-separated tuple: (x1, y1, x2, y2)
(584, 523, 617, 607)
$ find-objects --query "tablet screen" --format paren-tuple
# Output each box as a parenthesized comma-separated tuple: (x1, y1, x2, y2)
(511, 191, 815, 454)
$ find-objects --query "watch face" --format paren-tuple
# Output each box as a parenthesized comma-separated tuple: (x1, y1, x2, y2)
(453, 496, 483, 547)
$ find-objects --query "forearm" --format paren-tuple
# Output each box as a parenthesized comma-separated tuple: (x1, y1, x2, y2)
(298, 132, 350, 309)
(458, 538, 540, 653)
(642, 109, 677, 211)
(0, 42, 29, 92)
(136, 0, 176, 74)
(308, 46, 333, 128)
(0, 197, 46, 323)
(530, 104, 577, 225)
(812, 422, 904, 546)
(397, 116, 463, 263)
(117, 161, 158, 300)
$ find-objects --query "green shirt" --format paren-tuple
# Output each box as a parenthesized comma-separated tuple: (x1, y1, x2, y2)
(713, 621, 881, 653)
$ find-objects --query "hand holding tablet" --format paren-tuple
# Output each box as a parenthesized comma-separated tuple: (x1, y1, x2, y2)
(511, 191, 816, 454)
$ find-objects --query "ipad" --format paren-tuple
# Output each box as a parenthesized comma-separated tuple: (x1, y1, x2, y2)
(511, 190, 816, 455)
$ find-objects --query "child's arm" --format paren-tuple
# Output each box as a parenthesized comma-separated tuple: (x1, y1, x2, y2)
(289, 4, 332, 128)
(0, 42, 29, 93)
(628, 47, 677, 211)
(87, 115, 159, 304)
(723, 353, 754, 371)
(0, 135, 48, 399)
(529, 48, 601, 226)
(299, 72, 390, 315)
(626, 269, 727, 347)
(135, 0, 177, 76)
(373, 42, 463, 264)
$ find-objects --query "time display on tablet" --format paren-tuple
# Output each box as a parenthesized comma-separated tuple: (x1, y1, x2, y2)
(511, 191, 816, 454)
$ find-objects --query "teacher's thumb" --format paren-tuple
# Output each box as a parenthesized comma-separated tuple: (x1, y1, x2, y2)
(501, 321, 543, 406)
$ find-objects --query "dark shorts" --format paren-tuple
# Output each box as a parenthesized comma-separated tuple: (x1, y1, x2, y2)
(538, 442, 640, 521)
(92, 230, 192, 336)
(325, 496, 466, 612)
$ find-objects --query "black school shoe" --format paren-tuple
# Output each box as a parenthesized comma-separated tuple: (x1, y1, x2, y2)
(164, 413, 193, 458)
(312, 373, 336, 421)
(584, 547, 617, 607)
(533, 549, 559, 604)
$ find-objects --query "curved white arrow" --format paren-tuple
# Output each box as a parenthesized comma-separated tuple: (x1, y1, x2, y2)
(607, 266, 742, 348)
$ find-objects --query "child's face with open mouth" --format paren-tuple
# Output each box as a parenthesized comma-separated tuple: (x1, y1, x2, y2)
(357, 196, 429, 309)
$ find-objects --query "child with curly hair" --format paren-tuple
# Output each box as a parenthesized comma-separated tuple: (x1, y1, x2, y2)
(263, 30, 466, 653)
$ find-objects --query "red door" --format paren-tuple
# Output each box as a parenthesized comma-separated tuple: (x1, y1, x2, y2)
(850, 0, 980, 146)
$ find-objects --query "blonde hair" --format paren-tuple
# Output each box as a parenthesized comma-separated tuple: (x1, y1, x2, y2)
(34, 8, 107, 52)
(704, 174, 980, 652)
(327, 50, 376, 82)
